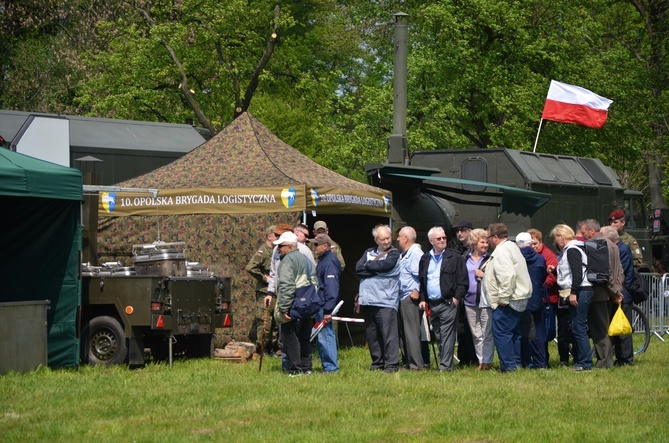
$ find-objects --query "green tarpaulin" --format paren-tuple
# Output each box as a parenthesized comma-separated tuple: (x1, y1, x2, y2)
(0, 148, 82, 368)
(383, 172, 551, 217)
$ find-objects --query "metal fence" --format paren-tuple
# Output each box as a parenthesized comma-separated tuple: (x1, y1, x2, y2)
(638, 273, 669, 343)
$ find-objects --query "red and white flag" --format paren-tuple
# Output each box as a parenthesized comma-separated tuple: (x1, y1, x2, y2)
(541, 80, 613, 129)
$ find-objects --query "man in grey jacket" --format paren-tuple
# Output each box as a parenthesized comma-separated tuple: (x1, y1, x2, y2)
(355, 225, 401, 373)
(581, 219, 624, 369)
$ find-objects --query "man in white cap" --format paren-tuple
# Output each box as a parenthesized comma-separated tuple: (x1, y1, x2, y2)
(313, 220, 345, 270)
(265, 224, 315, 307)
(273, 231, 318, 376)
(264, 223, 316, 371)
(516, 232, 548, 369)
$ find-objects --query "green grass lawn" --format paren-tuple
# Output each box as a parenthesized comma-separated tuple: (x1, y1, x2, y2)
(1, 336, 668, 442)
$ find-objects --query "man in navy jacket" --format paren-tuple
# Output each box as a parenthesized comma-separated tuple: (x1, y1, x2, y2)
(516, 232, 548, 369)
(309, 233, 342, 373)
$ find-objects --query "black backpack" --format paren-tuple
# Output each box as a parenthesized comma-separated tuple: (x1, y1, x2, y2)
(627, 269, 649, 304)
(580, 238, 610, 285)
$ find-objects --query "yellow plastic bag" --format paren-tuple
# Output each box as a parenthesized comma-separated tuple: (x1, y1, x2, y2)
(608, 304, 632, 336)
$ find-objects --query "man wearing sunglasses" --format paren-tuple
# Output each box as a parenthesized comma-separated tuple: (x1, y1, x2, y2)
(418, 226, 469, 372)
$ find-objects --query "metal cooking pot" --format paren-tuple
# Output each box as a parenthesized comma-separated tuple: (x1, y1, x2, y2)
(133, 241, 187, 277)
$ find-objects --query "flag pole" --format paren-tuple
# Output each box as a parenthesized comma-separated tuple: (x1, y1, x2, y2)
(532, 118, 544, 153)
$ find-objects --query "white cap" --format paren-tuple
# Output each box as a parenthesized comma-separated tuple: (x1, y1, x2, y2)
(515, 232, 532, 248)
(272, 232, 298, 246)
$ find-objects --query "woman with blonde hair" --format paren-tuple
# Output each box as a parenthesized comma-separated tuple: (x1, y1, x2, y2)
(464, 228, 494, 370)
(550, 224, 593, 371)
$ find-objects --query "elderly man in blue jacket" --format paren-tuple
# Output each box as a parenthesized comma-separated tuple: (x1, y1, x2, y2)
(309, 233, 342, 373)
(355, 224, 401, 373)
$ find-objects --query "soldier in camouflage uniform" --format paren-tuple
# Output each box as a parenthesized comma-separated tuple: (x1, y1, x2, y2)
(312, 220, 345, 270)
(245, 225, 278, 354)
(608, 209, 644, 268)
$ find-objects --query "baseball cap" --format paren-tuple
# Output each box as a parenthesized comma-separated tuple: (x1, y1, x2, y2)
(272, 232, 298, 246)
(313, 220, 328, 231)
(608, 209, 625, 221)
(515, 232, 532, 248)
(308, 233, 332, 246)
(453, 221, 473, 231)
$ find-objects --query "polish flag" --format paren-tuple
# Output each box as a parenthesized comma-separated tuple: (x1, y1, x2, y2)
(541, 80, 613, 129)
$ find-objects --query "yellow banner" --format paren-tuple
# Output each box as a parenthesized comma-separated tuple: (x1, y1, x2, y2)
(307, 187, 392, 216)
(98, 187, 307, 216)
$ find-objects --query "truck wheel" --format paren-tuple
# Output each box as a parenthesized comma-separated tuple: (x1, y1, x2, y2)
(82, 316, 128, 366)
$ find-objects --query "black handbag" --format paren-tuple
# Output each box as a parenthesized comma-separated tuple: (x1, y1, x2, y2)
(289, 258, 321, 320)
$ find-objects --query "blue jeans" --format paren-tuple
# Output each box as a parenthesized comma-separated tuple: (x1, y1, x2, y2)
(569, 288, 593, 369)
(492, 305, 523, 372)
(314, 309, 339, 372)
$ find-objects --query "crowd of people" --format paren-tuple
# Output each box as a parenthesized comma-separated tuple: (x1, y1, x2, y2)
(245, 210, 641, 375)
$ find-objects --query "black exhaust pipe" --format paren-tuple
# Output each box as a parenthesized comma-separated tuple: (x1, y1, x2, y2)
(387, 12, 409, 165)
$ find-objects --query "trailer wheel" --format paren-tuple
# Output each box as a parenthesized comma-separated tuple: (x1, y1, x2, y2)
(82, 316, 128, 366)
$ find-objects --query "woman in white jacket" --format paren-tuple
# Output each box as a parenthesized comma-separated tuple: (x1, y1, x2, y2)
(551, 224, 593, 371)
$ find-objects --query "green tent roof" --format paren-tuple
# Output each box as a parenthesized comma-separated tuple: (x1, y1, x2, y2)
(0, 148, 82, 200)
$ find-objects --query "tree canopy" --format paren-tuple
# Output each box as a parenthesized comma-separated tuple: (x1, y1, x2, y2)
(1, 0, 667, 202)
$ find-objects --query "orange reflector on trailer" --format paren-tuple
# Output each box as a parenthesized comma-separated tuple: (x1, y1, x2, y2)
(156, 315, 165, 328)
(223, 314, 232, 327)
(125, 306, 134, 315)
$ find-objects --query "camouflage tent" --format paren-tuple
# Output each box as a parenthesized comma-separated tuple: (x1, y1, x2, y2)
(98, 113, 391, 344)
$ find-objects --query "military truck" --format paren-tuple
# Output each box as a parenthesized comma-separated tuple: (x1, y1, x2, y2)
(366, 148, 659, 271)
(80, 242, 233, 366)
(366, 14, 665, 270)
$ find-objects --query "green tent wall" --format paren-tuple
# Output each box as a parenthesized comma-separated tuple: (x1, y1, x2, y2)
(0, 148, 82, 368)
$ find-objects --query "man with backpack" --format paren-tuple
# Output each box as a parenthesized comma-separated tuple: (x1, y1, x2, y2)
(273, 232, 318, 376)
(581, 219, 624, 369)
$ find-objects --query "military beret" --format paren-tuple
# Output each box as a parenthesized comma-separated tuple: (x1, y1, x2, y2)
(608, 209, 625, 221)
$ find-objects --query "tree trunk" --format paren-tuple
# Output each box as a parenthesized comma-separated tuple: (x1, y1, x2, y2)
(631, 0, 669, 209)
